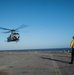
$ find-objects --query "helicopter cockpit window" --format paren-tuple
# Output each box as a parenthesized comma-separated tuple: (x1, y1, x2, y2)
(13, 33, 19, 35)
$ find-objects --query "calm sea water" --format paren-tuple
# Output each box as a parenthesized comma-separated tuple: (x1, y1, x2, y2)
(0, 48, 71, 52)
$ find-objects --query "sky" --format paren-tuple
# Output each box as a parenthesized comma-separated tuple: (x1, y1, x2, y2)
(0, 0, 74, 50)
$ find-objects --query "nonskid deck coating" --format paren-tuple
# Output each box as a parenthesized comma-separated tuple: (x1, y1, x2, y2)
(0, 51, 74, 75)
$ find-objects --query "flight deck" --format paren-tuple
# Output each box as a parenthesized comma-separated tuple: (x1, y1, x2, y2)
(0, 51, 74, 75)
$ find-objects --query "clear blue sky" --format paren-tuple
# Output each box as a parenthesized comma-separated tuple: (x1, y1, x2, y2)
(0, 0, 74, 50)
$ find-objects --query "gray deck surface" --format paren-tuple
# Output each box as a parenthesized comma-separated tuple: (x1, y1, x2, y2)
(0, 51, 74, 75)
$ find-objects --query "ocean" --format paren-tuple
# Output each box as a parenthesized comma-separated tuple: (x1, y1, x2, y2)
(0, 48, 71, 52)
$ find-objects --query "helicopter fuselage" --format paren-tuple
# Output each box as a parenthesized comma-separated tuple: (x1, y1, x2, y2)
(7, 32, 20, 42)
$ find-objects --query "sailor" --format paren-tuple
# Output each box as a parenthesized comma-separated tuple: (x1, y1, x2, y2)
(70, 36, 74, 64)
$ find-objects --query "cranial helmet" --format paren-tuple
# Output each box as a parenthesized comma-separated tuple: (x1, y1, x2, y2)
(72, 36, 74, 39)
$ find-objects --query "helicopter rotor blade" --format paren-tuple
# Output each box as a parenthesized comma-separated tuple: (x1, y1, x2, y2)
(0, 25, 29, 33)
(15, 25, 29, 30)
(2, 30, 11, 33)
(0, 27, 11, 30)
(2, 30, 19, 33)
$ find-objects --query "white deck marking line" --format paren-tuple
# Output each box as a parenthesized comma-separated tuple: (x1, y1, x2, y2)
(50, 54, 62, 75)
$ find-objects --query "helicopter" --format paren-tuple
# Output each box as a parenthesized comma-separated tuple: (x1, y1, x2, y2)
(0, 25, 28, 42)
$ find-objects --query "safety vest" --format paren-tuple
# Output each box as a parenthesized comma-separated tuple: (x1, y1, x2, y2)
(70, 40, 74, 48)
